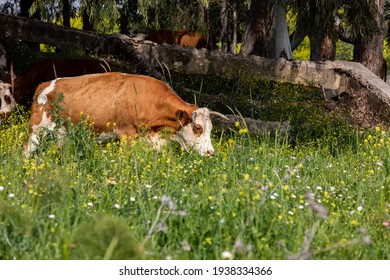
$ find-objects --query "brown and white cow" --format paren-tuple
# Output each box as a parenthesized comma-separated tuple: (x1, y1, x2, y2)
(3, 58, 109, 107)
(25, 72, 228, 157)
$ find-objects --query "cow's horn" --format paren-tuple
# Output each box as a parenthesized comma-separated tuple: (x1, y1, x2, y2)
(209, 110, 229, 121)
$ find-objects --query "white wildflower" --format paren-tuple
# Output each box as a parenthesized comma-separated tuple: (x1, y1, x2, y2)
(181, 240, 191, 252)
(221, 251, 233, 260)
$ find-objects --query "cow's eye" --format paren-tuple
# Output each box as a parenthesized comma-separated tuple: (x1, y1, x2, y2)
(193, 124, 203, 136)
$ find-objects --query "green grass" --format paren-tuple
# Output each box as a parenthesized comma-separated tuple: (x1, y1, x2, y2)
(0, 106, 389, 260)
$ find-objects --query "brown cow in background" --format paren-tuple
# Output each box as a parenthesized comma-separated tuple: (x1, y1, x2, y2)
(145, 30, 177, 45)
(146, 29, 216, 50)
(4, 58, 109, 106)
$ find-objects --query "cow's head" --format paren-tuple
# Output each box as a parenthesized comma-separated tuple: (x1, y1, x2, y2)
(0, 81, 15, 117)
(173, 107, 228, 156)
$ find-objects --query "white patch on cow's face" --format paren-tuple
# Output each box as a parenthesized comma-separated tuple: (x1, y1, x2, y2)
(24, 111, 66, 157)
(172, 108, 214, 156)
(0, 81, 15, 115)
(37, 79, 57, 105)
(148, 133, 168, 151)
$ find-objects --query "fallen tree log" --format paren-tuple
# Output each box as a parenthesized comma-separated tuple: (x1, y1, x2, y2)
(135, 40, 390, 125)
(1, 12, 390, 126)
(213, 114, 290, 137)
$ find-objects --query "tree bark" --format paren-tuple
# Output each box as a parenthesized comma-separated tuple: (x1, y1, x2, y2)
(241, 0, 269, 56)
(309, 31, 336, 61)
(353, 0, 385, 77)
(294, 1, 338, 61)
(119, 4, 129, 34)
(220, 0, 229, 53)
(62, 0, 71, 28)
(198, 2, 205, 28)
(82, 9, 93, 31)
(271, 5, 292, 60)
(241, 1, 292, 59)
(231, 2, 237, 54)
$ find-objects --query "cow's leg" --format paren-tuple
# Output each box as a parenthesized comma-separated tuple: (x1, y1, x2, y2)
(24, 111, 66, 157)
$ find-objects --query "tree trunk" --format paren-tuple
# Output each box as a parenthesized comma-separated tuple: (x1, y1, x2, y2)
(353, 0, 385, 77)
(62, 0, 71, 28)
(241, 1, 292, 59)
(294, 1, 338, 62)
(241, 0, 269, 56)
(220, 0, 229, 53)
(309, 31, 336, 61)
(82, 9, 93, 31)
(198, 2, 205, 28)
(231, 2, 237, 54)
(271, 5, 292, 60)
(119, 3, 129, 35)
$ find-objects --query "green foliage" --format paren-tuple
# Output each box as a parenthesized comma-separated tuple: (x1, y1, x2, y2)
(336, 40, 353, 60)
(292, 36, 310, 60)
(69, 214, 143, 260)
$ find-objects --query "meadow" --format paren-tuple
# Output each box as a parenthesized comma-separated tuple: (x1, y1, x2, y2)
(0, 78, 390, 260)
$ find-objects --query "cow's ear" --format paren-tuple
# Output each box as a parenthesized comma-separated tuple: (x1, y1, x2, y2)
(176, 110, 191, 125)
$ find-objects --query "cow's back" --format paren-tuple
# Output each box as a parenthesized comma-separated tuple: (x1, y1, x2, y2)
(145, 30, 176, 45)
(175, 30, 207, 49)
